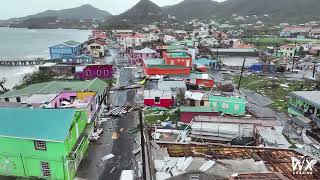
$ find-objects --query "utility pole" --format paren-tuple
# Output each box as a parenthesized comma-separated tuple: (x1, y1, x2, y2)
(313, 61, 318, 79)
(139, 109, 147, 180)
(237, 57, 246, 90)
(216, 48, 219, 60)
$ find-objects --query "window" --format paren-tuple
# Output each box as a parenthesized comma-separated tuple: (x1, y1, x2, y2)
(234, 104, 240, 111)
(86, 70, 91, 76)
(200, 100, 205, 106)
(34, 140, 47, 151)
(222, 103, 229, 109)
(189, 174, 199, 180)
(97, 70, 102, 76)
(155, 97, 160, 104)
(4, 98, 9, 102)
(104, 70, 109, 75)
(40, 162, 51, 177)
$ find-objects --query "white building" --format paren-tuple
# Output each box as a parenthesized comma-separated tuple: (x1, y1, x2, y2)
(118, 33, 146, 48)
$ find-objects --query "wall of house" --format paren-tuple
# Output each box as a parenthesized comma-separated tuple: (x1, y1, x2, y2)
(196, 79, 214, 88)
(64, 111, 87, 155)
(50, 92, 76, 108)
(144, 98, 173, 108)
(64, 114, 91, 180)
(50, 45, 81, 60)
(50, 47, 73, 59)
(163, 53, 192, 67)
(145, 67, 191, 75)
(0, 96, 28, 103)
(209, 97, 246, 115)
(76, 65, 113, 80)
(191, 122, 255, 138)
(180, 112, 219, 123)
(0, 137, 65, 179)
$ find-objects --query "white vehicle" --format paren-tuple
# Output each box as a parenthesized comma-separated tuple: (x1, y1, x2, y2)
(120, 170, 134, 180)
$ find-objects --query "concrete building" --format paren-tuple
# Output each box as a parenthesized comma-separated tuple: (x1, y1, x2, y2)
(288, 91, 320, 126)
(0, 108, 90, 180)
(49, 41, 82, 59)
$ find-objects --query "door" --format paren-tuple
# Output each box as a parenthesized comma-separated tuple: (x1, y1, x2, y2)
(186, 60, 190, 67)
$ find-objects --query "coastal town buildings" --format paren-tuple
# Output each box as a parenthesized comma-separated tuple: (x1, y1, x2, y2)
(288, 91, 320, 126)
(0, 108, 90, 180)
(75, 64, 113, 80)
(49, 41, 82, 59)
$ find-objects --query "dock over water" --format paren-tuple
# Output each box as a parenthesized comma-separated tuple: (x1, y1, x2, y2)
(0, 58, 47, 66)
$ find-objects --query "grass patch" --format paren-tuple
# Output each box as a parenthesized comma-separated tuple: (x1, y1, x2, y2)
(233, 74, 316, 112)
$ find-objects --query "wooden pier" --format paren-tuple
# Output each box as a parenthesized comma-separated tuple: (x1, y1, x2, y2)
(0, 58, 47, 66)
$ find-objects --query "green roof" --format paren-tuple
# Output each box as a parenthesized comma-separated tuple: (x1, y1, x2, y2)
(166, 52, 190, 58)
(180, 106, 217, 113)
(0, 78, 107, 98)
(0, 108, 76, 142)
(209, 96, 246, 104)
(143, 58, 165, 65)
(63, 40, 81, 46)
(147, 64, 189, 69)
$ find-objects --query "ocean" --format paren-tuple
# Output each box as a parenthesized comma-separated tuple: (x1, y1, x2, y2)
(0, 27, 90, 89)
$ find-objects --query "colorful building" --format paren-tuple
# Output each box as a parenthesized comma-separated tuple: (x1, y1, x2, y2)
(117, 33, 145, 48)
(48, 91, 98, 123)
(0, 78, 107, 106)
(163, 52, 192, 67)
(144, 90, 174, 108)
(59, 55, 92, 65)
(180, 106, 219, 123)
(0, 108, 91, 180)
(288, 91, 320, 126)
(129, 47, 158, 65)
(193, 58, 219, 70)
(87, 41, 107, 58)
(188, 73, 214, 88)
(75, 65, 113, 80)
(49, 41, 82, 59)
(143, 58, 191, 76)
(209, 95, 246, 115)
(273, 45, 298, 57)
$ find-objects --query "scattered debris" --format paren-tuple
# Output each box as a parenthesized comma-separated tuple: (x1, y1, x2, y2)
(101, 154, 114, 161)
(199, 160, 215, 172)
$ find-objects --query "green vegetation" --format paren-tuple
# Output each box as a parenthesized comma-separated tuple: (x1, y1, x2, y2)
(143, 108, 180, 126)
(232, 75, 316, 111)
(242, 37, 320, 50)
(13, 71, 55, 90)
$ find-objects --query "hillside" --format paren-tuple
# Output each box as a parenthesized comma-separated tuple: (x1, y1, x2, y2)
(106, 0, 167, 26)
(218, 0, 320, 22)
(162, 0, 320, 23)
(4, 4, 112, 29)
(25, 4, 112, 20)
(162, 0, 219, 20)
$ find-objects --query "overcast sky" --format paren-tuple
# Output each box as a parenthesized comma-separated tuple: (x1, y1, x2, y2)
(0, 0, 225, 20)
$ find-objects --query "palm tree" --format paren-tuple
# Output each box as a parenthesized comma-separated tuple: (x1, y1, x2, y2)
(0, 78, 8, 94)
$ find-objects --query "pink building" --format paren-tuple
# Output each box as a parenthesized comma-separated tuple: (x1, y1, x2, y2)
(49, 91, 97, 123)
(75, 64, 113, 80)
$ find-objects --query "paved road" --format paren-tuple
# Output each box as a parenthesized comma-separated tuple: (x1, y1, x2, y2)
(76, 66, 140, 180)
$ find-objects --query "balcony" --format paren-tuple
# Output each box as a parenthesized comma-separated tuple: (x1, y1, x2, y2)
(288, 104, 304, 114)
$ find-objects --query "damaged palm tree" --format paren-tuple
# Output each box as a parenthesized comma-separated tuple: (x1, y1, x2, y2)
(0, 78, 8, 94)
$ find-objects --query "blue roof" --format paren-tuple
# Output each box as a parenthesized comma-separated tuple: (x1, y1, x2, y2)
(0, 108, 76, 142)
